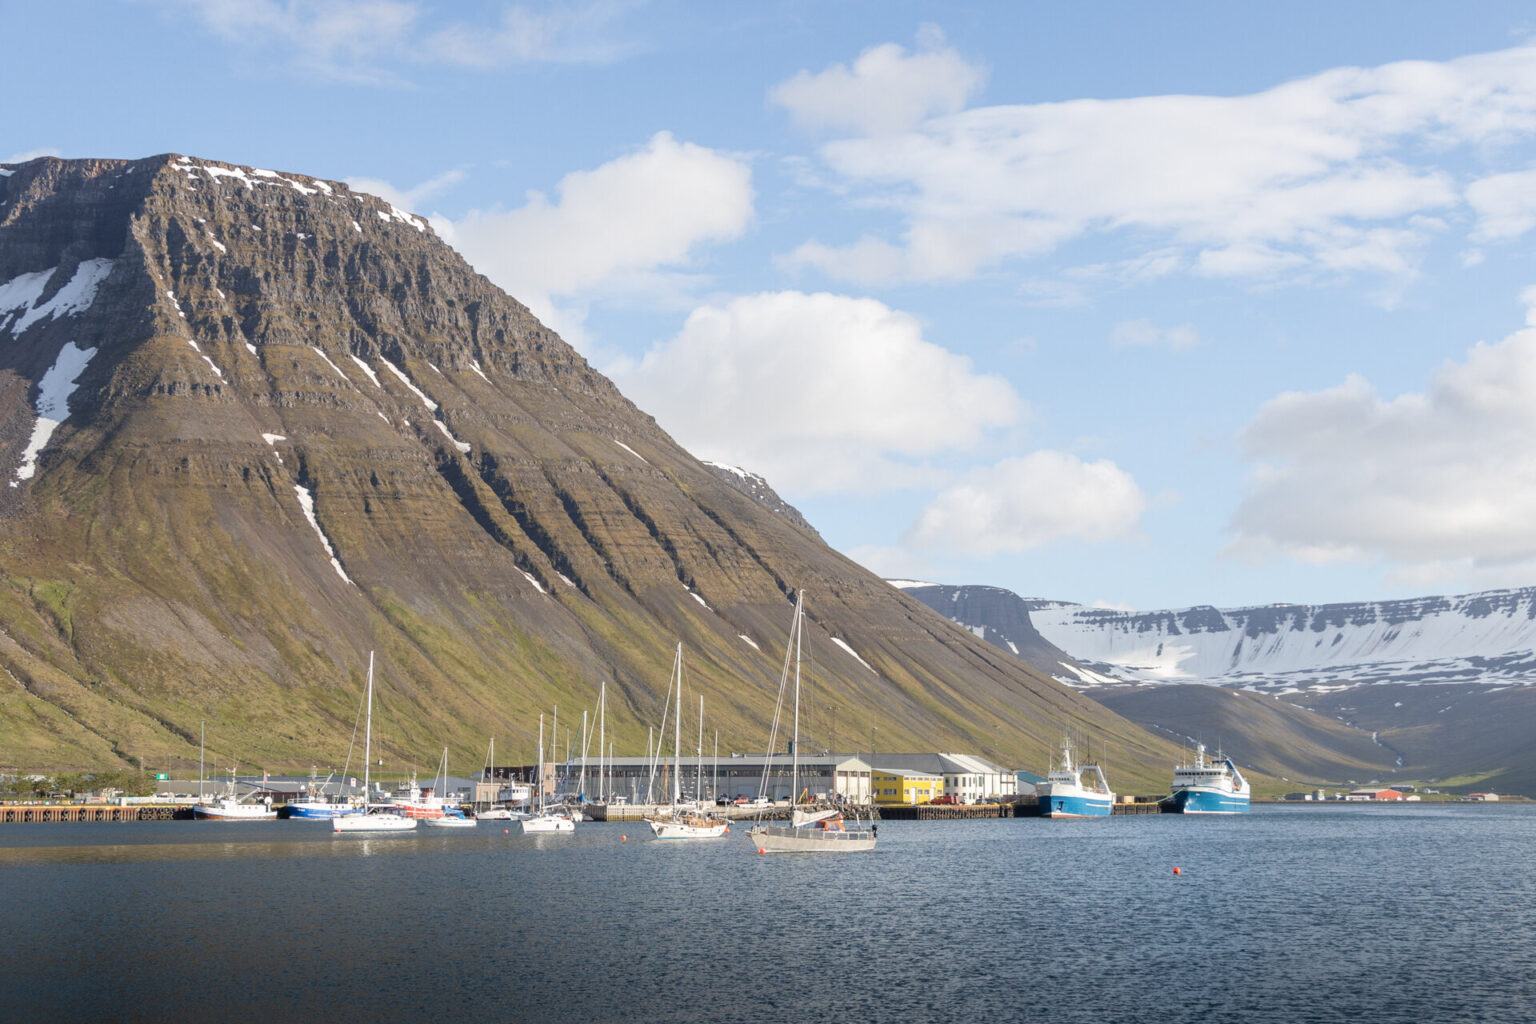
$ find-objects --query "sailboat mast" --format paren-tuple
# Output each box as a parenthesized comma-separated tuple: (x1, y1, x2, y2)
(791, 591, 802, 805)
(672, 642, 682, 805)
(696, 694, 703, 804)
(363, 651, 374, 799)
(537, 714, 545, 813)
(199, 719, 205, 800)
(598, 681, 606, 803)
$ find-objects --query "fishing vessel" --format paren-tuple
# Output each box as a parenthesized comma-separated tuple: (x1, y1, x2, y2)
(334, 652, 419, 834)
(190, 722, 276, 820)
(193, 789, 276, 821)
(747, 592, 876, 854)
(284, 770, 362, 819)
(646, 644, 729, 839)
(1165, 743, 1249, 814)
(1036, 738, 1114, 818)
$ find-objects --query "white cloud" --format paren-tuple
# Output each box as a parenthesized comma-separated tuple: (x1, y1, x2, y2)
(769, 30, 985, 136)
(175, 0, 423, 84)
(1110, 319, 1200, 352)
(171, 0, 634, 82)
(416, 133, 752, 346)
(1230, 306, 1536, 571)
(903, 452, 1147, 555)
(419, 2, 637, 67)
(610, 291, 1022, 494)
(346, 168, 466, 213)
(1467, 167, 1536, 241)
(780, 42, 1536, 287)
(845, 544, 937, 583)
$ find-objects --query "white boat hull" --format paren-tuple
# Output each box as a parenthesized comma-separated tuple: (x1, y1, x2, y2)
(333, 813, 418, 833)
(520, 812, 576, 833)
(193, 800, 276, 821)
(748, 824, 876, 853)
(422, 815, 476, 828)
(646, 815, 729, 839)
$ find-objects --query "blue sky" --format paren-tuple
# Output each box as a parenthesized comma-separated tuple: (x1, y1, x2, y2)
(8, 1, 1536, 611)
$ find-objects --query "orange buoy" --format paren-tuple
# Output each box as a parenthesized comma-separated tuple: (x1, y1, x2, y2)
(1173, 866, 1181, 875)
(621, 835, 627, 841)
(503, 829, 509, 835)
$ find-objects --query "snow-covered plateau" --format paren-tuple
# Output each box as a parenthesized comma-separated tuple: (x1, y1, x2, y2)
(1027, 589, 1536, 691)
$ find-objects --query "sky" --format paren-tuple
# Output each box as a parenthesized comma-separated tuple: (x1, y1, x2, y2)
(7, 1, 1536, 612)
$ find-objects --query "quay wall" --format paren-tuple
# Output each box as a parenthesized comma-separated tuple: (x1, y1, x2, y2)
(0, 804, 192, 823)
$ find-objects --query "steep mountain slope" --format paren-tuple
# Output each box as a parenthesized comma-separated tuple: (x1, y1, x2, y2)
(1091, 685, 1399, 786)
(888, 582, 1087, 678)
(900, 579, 1536, 793)
(0, 154, 1188, 787)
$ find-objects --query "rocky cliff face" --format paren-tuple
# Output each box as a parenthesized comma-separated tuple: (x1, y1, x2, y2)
(0, 154, 1182, 784)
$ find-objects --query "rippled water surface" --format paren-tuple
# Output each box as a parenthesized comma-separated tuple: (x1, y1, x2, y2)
(3, 804, 1533, 1023)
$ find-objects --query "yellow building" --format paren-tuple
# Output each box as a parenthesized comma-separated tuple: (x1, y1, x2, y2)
(873, 768, 945, 805)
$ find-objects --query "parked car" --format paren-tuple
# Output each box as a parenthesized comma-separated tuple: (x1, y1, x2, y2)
(734, 795, 751, 805)
(929, 794, 959, 805)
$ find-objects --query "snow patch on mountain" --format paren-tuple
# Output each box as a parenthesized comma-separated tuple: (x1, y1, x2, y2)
(293, 485, 352, 585)
(1029, 589, 1536, 690)
(12, 341, 97, 486)
(1, 259, 113, 335)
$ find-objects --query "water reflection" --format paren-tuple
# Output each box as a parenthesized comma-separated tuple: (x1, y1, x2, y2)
(1, 807, 1533, 1024)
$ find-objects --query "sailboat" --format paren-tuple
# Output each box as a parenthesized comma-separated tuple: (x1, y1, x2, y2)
(422, 747, 476, 828)
(747, 591, 877, 854)
(476, 737, 530, 820)
(520, 714, 576, 833)
(334, 652, 418, 833)
(645, 643, 728, 839)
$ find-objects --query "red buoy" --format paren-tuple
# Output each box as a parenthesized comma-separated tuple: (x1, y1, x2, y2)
(1173, 866, 1181, 875)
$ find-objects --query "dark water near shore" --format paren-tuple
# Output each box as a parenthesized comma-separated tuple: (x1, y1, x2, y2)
(2, 804, 1533, 1023)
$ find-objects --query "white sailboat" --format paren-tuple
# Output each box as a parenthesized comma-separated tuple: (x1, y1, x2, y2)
(422, 747, 476, 828)
(748, 591, 877, 854)
(645, 644, 729, 840)
(520, 714, 576, 833)
(334, 652, 418, 834)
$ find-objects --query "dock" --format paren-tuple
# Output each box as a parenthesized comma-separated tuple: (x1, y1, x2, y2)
(0, 803, 192, 823)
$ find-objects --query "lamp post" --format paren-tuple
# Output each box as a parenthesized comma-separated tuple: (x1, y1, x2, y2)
(869, 726, 878, 806)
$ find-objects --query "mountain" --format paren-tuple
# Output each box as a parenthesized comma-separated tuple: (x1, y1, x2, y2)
(0, 154, 1188, 787)
(701, 461, 820, 539)
(899, 580, 1536, 793)
(887, 582, 1088, 678)
(1026, 589, 1536, 691)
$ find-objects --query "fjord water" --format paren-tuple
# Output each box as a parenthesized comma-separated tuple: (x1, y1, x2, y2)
(2, 805, 1532, 1023)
